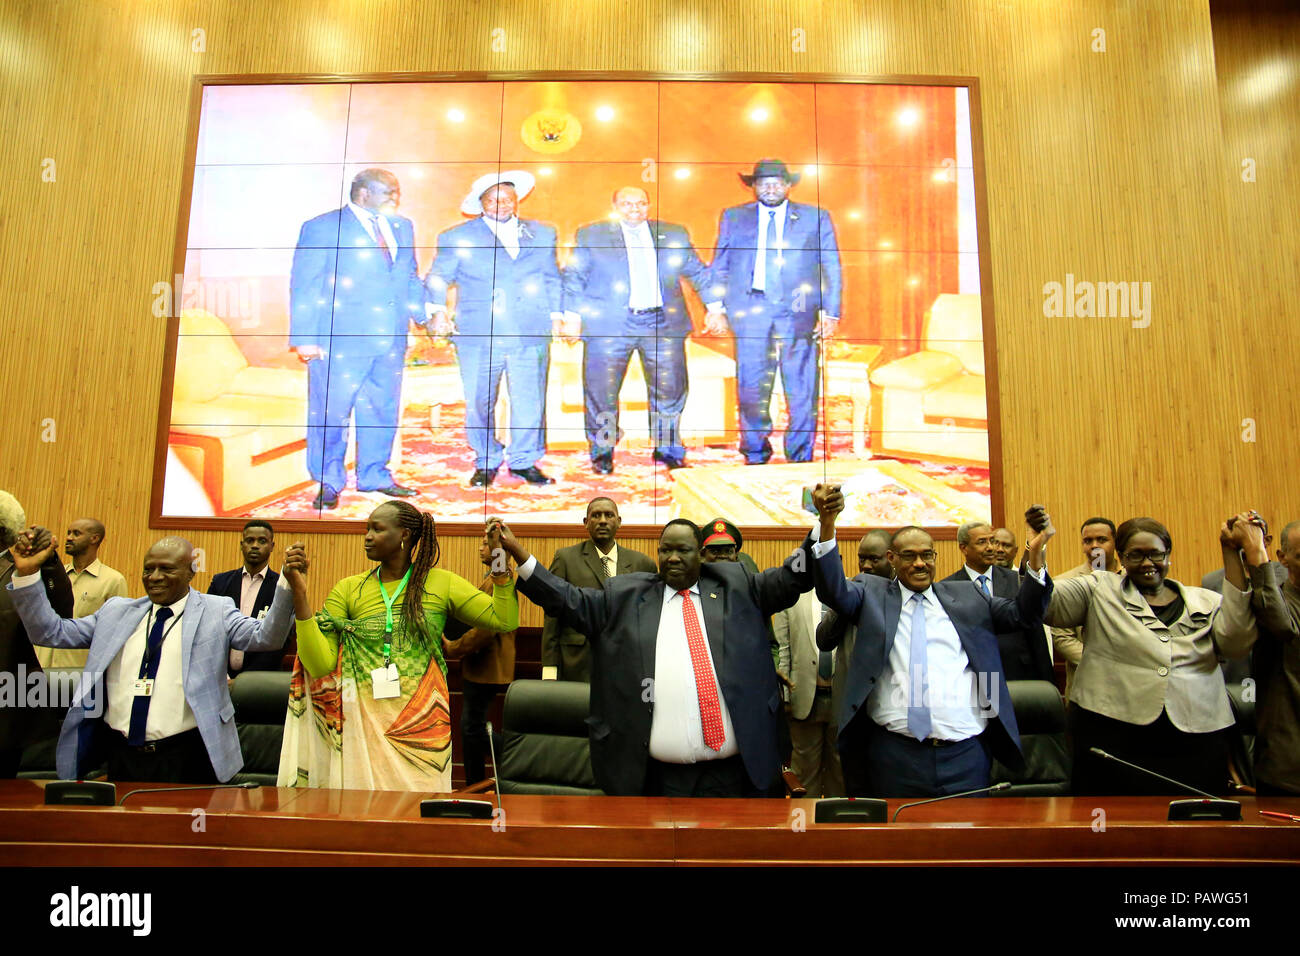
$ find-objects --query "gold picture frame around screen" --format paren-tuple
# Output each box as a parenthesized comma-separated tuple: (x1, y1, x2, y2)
(150, 71, 1002, 540)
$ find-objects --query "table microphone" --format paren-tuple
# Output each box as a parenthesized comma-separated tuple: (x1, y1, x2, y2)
(485, 719, 504, 816)
(1088, 748, 1241, 820)
(419, 720, 499, 819)
(892, 781, 1011, 822)
(119, 781, 260, 805)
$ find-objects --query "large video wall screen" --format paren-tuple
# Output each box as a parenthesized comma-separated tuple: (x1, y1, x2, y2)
(155, 76, 996, 534)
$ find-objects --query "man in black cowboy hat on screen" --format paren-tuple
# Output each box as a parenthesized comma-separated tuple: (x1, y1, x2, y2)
(704, 159, 842, 465)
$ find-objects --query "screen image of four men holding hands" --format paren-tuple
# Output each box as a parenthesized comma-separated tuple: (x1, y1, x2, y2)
(289, 158, 841, 510)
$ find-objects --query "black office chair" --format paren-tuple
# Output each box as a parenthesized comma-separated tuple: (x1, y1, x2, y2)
(17, 667, 85, 779)
(989, 679, 1071, 796)
(229, 670, 292, 786)
(493, 679, 604, 796)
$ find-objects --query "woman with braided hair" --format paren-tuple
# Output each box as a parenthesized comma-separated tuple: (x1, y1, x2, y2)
(277, 501, 517, 791)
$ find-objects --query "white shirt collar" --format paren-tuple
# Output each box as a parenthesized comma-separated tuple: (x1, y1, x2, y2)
(483, 215, 519, 235)
(151, 590, 190, 616)
(663, 581, 701, 601)
(242, 566, 267, 581)
(347, 201, 381, 226)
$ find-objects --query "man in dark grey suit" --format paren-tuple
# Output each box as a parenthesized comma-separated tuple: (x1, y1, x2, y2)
(562, 187, 712, 472)
(1202, 512, 1288, 684)
(540, 497, 655, 683)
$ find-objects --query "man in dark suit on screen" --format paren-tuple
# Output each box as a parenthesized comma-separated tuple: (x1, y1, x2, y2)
(496, 517, 813, 797)
(705, 159, 842, 465)
(289, 168, 427, 510)
(562, 186, 712, 473)
(810, 485, 1055, 798)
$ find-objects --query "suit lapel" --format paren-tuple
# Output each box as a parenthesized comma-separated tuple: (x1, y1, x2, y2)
(637, 587, 659, 682)
(615, 547, 640, 575)
(992, 565, 1017, 599)
(933, 584, 984, 667)
(699, 577, 725, 674)
(881, 581, 903, 664)
(581, 541, 606, 584)
(94, 599, 151, 676)
(180, 589, 203, 690)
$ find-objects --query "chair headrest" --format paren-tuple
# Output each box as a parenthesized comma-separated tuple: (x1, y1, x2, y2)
(503, 679, 591, 737)
(1005, 680, 1066, 733)
(229, 670, 293, 723)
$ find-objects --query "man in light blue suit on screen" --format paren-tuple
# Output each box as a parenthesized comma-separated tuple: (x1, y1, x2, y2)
(425, 170, 564, 487)
(6, 535, 305, 783)
(290, 168, 427, 511)
(705, 159, 843, 465)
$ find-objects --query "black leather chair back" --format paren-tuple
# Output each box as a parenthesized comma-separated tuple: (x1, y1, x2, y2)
(229, 670, 291, 786)
(990, 680, 1071, 796)
(17, 667, 84, 779)
(498, 679, 603, 795)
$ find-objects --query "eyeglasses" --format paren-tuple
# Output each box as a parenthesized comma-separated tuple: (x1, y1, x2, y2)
(894, 550, 937, 563)
(1122, 550, 1168, 565)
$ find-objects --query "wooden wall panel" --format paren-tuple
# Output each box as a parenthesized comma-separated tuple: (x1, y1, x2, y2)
(2, 0, 1294, 623)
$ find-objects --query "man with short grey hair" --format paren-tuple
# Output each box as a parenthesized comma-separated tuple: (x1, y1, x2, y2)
(944, 520, 1053, 682)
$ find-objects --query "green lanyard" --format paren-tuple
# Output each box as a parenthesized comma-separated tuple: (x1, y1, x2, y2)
(376, 567, 412, 665)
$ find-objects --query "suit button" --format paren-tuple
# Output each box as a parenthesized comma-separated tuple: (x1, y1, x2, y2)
(1159, 633, 1170, 642)
(1157, 665, 1169, 677)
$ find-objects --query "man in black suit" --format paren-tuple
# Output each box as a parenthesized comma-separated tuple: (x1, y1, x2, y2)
(496, 517, 813, 797)
(811, 486, 1055, 797)
(941, 520, 1054, 682)
(208, 520, 293, 675)
(540, 497, 656, 683)
(562, 186, 712, 472)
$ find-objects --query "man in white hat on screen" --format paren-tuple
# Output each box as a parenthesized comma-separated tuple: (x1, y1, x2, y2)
(425, 170, 563, 487)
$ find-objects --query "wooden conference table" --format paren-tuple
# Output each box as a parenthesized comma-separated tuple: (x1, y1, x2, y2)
(1, 781, 1297, 866)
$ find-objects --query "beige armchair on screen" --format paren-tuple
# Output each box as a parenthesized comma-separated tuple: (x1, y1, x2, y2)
(868, 293, 989, 466)
(166, 309, 311, 514)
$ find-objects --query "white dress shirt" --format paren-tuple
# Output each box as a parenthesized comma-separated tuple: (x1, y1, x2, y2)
(751, 200, 788, 291)
(347, 202, 397, 256)
(515, 559, 738, 762)
(647, 584, 739, 762)
(239, 567, 267, 617)
(229, 566, 268, 671)
(104, 594, 198, 742)
(868, 587, 987, 740)
(620, 221, 662, 309)
(482, 215, 520, 258)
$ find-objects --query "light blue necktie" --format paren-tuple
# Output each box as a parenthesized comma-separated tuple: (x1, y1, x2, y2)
(906, 592, 931, 741)
(761, 208, 783, 302)
(977, 573, 991, 597)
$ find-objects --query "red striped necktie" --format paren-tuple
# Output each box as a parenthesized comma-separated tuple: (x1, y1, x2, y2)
(678, 589, 725, 751)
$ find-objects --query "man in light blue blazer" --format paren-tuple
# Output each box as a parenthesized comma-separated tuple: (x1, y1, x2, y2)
(705, 159, 843, 464)
(7, 535, 305, 783)
(425, 171, 564, 488)
(290, 168, 427, 510)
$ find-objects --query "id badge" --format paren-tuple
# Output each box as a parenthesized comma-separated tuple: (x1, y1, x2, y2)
(132, 678, 154, 697)
(371, 664, 400, 700)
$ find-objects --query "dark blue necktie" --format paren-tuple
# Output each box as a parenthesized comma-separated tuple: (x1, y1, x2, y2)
(762, 208, 783, 302)
(127, 607, 172, 746)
